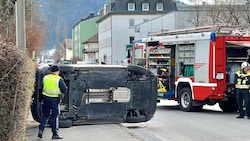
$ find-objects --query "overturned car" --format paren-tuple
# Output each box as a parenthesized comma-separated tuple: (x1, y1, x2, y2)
(31, 64, 157, 127)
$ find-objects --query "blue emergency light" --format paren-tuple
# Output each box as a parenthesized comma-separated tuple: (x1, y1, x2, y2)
(136, 39, 142, 42)
(210, 32, 216, 42)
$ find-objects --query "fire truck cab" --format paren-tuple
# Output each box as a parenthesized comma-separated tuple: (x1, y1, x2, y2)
(132, 25, 250, 112)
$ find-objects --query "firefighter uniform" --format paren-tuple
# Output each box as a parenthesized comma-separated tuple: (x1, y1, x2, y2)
(38, 65, 68, 139)
(234, 63, 250, 119)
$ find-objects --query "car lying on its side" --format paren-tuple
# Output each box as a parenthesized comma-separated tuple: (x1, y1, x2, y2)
(31, 64, 158, 127)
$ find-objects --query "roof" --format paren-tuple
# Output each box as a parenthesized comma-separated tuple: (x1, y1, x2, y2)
(72, 13, 98, 28)
(83, 34, 98, 44)
(96, 0, 178, 23)
(64, 39, 72, 49)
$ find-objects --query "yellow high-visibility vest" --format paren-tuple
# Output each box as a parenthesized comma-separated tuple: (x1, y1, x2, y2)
(42, 74, 61, 97)
(235, 70, 250, 89)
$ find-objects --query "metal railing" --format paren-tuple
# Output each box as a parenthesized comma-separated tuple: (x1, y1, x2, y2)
(148, 25, 249, 36)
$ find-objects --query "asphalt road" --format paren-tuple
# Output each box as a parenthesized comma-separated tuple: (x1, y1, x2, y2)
(26, 112, 143, 141)
(126, 100, 250, 141)
(26, 123, 142, 141)
(26, 100, 250, 141)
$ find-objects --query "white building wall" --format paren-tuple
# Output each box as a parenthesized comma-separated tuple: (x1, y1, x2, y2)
(84, 43, 98, 61)
(138, 12, 195, 38)
(161, 12, 177, 30)
(65, 49, 72, 60)
(99, 17, 112, 64)
(175, 12, 195, 29)
(151, 17, 162, 32)
(110, 14, 161, 65)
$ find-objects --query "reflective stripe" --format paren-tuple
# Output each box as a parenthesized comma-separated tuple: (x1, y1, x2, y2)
(42, 74, 61, 97)
(235, 70, 242, 76)
(235, 70, 250, 89)
(42, 92, 59, 97)
(235, 85, 249, 89)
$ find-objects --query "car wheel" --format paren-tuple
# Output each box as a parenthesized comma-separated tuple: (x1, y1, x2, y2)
(59, 119, 73, 128)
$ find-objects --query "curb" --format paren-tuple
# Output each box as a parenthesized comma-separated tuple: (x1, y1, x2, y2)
(27, 111, 39, 129)
(27, 120, 39, 129)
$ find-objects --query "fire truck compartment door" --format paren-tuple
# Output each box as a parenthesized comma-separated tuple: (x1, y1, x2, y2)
(226, 41, 250, 48)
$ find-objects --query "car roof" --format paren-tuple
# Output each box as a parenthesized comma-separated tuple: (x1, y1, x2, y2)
(57, 64, 128, 72)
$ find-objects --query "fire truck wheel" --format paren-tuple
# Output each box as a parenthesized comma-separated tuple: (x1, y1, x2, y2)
(179, 87, 195, 112)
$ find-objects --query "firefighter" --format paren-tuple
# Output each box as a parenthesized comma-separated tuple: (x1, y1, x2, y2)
(234, 61, 250, 119)
(38, 65, 68, 139)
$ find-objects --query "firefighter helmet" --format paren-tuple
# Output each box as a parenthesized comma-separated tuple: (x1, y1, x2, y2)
(241, 61, 249, 69)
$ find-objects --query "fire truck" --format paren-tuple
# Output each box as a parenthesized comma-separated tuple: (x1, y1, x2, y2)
(132, 25, 250, 112)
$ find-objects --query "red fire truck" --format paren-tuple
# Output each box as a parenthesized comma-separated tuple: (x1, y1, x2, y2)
(132, 25, 250, 112)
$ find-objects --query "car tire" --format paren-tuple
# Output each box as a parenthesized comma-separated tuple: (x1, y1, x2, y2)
(59, 119, 73, 128)
(126, 115, 146, 123)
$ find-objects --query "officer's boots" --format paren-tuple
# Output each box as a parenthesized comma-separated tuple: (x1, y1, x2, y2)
(52, 134, 63, 139)
(38, 126, 44, 138)
(38, 130, 43, 138)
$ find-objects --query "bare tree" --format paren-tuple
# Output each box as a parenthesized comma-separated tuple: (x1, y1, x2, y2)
(223, 3, 241, 25)
(185, 6, 203, 27)
(25, 0, 47, 58)
(61, 22, 68, 60)
(183, 0, 208, 27)
(204, 5, 222, 25)
(241, 2, 250, 28)
(54, 21, 69, 63)
(184, 0, 250, 29)
(0, 0, 16, 41)
(0, 0, 46, 58)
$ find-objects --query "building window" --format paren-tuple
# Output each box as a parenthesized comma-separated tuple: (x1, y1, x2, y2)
(89, 53, 95, 59)
(142, 3, 149, 11)
(128, 3, 135, 11)
(103, 55, 107, 64)
(129, 19, 134, 27)
(82, 49, 85, 54)
(156, 3, 163, 11)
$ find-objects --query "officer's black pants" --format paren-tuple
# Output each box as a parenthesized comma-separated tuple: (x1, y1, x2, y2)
(39, 96, 60, 135)
(236, 89, 250, 117)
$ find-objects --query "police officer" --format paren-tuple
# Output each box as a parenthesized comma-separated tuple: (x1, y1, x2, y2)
(38, 65, 68, 139)
(234, 61, 250, 119)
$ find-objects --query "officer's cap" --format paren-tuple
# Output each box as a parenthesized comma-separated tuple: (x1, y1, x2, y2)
(51, 65, 60, 72)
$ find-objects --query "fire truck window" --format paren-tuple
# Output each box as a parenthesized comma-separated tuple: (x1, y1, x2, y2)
(180, 62, 184, 75)
(227, 48, 247, 57)
(148, 41, 159, 46)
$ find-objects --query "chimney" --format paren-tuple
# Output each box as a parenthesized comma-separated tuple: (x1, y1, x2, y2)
(89, 12, 95, 18)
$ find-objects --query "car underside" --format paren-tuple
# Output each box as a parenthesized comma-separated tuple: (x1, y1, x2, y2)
(31, 64, 158, 127)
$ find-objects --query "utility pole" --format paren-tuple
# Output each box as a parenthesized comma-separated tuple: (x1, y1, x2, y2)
(15, 0, 26, 52)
